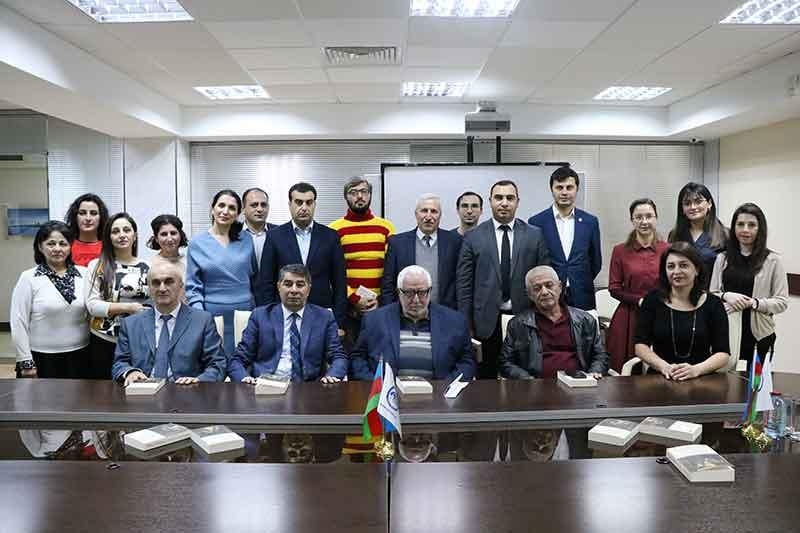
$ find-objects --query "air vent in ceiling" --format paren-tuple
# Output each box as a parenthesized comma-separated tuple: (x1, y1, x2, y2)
(324, 46, 401, 66)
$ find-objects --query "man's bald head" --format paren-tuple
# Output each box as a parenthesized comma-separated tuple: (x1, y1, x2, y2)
(148, 261, 184, 312)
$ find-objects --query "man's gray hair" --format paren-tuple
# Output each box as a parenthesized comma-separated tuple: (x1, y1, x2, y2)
(415, 193, 441, 211)
(397, 265, 432, 288)
(525, 265, 559, 285)
(278, 263, 311, 284)
(342, 176, 372, 198)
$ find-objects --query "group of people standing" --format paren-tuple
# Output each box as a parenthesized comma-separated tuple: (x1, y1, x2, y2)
(9, 168, 788, 387)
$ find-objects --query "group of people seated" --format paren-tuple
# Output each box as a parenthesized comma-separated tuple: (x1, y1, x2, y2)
(10, 169, 789, 388)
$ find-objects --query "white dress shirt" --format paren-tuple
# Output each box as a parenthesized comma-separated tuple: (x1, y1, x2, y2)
(152, 303, 181, 379)
(244, 223, 267, 267)
(491, 218, 515, 311)
(292, 221, 314, 264)
(276, 304, 305, 377)
(552, 204, 575, 260)
(416, 228, 438, 246)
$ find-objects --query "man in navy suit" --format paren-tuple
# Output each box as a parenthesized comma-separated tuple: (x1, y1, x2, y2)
(113, 262, 226, 385)
(257, 182, 347, 331)
(380, 193, 462, 310)
(528, 166, 601, 311)
(351, 265, 476, 381)
(242, 187, 278, 269)
(229, 264, 347, 383)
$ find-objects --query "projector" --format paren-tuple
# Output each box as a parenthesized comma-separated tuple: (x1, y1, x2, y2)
(465, 101, 510, 136)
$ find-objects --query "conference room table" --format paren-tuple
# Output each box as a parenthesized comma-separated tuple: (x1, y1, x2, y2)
(3, 371, 796, 433)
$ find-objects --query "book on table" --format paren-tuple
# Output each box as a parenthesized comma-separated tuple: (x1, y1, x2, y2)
(123, 423, 190, 451)
(396, 376, 433, 395)
(588, 419, 640, 447)
(190, 425, 245, 454)
(255, 373, 290, 395)
(557, 370, 598, 388)
(667, 444, 735, 483)
(125, 378, 166, 396)
(638, 417, 702, 443)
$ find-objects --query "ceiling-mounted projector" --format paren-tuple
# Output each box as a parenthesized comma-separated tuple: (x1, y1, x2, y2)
(465, 101, 511, 136)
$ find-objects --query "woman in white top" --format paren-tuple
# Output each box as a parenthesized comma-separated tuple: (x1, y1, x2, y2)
(10, 221, 89, 378)
(85, 212, 149, 379)
(146, 214, 188, 277)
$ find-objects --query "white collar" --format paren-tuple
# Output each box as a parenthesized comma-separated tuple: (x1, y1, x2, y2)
(244, 222, 266, 236)
(416, 228, 437, 243)
(492, 218, 514, 231)
(155, 302, 181, 321)
(291, 220, 313, 234)
(552, 204, 575, 220)
(282, 304, 305, 320)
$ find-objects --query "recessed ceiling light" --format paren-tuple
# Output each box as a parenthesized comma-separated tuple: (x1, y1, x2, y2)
(593, 86, 672, 101)
(194, 86, 270, 101)
(65, 0, 193, 23)
(721, 1, 800, 24)
(410, 0, 520, 17)
(403, 82, 468, 97)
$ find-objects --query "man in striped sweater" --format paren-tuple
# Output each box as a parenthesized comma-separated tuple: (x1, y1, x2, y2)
(330, 176, 396, 351)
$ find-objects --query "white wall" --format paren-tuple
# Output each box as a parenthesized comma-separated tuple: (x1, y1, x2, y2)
(0, 166, 48, 322)
(719, 118, 800, 374)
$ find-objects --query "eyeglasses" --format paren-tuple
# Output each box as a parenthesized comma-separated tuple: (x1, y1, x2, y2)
(398, 287, 431, 299)
(632, 214, 656, 222)
(347, 188, 370, 197)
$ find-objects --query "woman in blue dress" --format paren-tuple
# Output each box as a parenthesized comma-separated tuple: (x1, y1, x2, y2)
(668, 182, 727, 288)
(185, 189, 255, 357)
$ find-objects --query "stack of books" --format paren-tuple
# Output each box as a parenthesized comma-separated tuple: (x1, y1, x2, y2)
(557, 370, 598, 388)
(125, 378, 166, 396)
(396, 376, 433, 395)
(255, 374, 290, 395)
(190, 425, 245, 455)
(667, 444, 735, 483)
(588, 419, 640, 447)
(124, 423, 190, 452)
(638, 417, 703, 444)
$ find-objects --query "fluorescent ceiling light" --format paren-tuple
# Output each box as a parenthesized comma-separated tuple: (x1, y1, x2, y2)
(403, 82, 468, 97)
(194, 86, 270, 101)
(593, 86, 672, 101)
(721, 1, 800, 24)
(65, 0, 193, 23)
(410, 0, 520, 17)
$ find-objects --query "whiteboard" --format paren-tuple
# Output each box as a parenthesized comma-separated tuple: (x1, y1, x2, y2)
(381, 163, 585, 232)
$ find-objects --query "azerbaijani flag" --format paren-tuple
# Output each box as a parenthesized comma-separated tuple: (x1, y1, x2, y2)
(362, 361, 384, 441)
(743, 352, 763, 423)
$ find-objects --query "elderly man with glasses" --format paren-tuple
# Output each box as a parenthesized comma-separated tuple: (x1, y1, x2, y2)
(350, 265, 476, 381)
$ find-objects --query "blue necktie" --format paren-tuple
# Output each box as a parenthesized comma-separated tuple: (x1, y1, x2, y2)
(289, 313, 303, 382)
(153, 314, 171, 379)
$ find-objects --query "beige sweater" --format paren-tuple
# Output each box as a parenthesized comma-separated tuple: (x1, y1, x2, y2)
(710, 251, 789, 341)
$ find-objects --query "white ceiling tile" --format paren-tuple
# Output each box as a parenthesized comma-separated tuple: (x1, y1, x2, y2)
(150, 49, 254, 85)
(305, 18, 407, 46)
(512, 0, 635, 21)
(552, 48, 662, 86)
(180, 0, 300, 21)
(327, 67, 403, 83)
(479, 47, 577, 84)
(140, 71, 214, 105)
(403, 67, 481, 82)
(465, 79, 532, 102)
(204, 21, 313, 48)
(250, 68, 328, 85)
(42, 24, 127, 53)
(333, 83, 401, 103)
(264, 84, 337, 102)
(229, 48, 323, 69)
(527, 85, 608, 103)
(104, 21, 222, 50)
(408, 18, 509, 47)
(0, 0, 94, 24)
(297, 0, 409, 19)
(405, 47, 492, 68)
(501, 19, 609, 48)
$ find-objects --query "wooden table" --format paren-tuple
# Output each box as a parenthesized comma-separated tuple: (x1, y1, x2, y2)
(0, 372, 775, 431)
(390, 454, 800, 533)
(0, 461, 387, 533)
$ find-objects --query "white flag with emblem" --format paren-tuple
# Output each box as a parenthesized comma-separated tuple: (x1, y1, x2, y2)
(377, 361, 402, 437)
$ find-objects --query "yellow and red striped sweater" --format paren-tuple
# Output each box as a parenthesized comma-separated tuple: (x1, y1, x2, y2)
(329, 209, 396, 304)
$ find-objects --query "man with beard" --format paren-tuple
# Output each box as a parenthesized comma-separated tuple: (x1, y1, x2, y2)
(330, 176, 396, 349)
(453, 191, 483, 236)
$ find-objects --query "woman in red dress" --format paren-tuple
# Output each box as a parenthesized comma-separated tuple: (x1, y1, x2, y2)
(607, 198, 669, 372)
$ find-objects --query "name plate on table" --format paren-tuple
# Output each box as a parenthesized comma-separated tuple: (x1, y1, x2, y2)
(190, 425, 245, 454)
(638, 417, 702, 443)
(124, 423, 190, 452)
(397, 376, 433, 395)
(667, 444, 734, 483)
(125, 378, 165, 396)
(557, 370, 598, 388)
(588, 419, 640, 447)
(255, 374, 290, 395)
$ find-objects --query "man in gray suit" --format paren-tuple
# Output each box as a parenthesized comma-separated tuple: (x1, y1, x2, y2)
(113, 262, 226, 385)
(457, 179, 550, 379)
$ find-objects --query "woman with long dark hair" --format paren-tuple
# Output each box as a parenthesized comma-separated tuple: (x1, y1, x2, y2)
(668, 182, 727, 287)
(11, 221, 90, 378)
(64, 193, 109, 267)
(185, 189, 255, 356)
(85, 212, 149, 379)
(710, 203, 788, 363)
(606, 198, 669, 372)
(147, 214, 189, 277)
(633, 242, 729, 380)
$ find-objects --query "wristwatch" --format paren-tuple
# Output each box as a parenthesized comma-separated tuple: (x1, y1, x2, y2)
(15, 360, 36, 372)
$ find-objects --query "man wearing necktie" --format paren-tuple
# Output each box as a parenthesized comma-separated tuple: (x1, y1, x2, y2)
(380, 193, 463, 310)
(229, 264, 348, 384)
(112, 262, 226, 385)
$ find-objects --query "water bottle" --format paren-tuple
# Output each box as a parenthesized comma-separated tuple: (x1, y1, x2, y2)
(765, 391, 788, 439)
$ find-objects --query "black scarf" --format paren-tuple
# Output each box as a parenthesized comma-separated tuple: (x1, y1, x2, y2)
(35, 263, 81, 304)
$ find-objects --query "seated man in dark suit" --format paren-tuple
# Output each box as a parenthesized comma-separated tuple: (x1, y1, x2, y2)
(229, 263, 347, 383)
(500, 265, 608, 379)
(113, 262, 226, 385)
(380, 193, 462, 310)
(351, 265, 476, 381)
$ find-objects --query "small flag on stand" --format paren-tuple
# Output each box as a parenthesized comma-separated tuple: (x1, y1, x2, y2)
(362, 361, 384, 442)
(377, 361, 402, 438)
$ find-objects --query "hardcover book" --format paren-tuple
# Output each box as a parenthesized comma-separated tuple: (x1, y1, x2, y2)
(396, 376, 433, 394)
(123, 423, 190, 452)
(125, 378, 166, 396)
(667, 444, 735, 483)
(588, 419, 640, 447)
(190, 425, 245, 454)
(638, 417, 702, 443)
(255, 374, 290, 395)
(557, 370, 598, 388)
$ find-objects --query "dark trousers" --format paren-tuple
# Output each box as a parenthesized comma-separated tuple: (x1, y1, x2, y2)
(87, 335, 115, 380)
(18, 347, 90, 379)
(477, 311, 512, 379)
